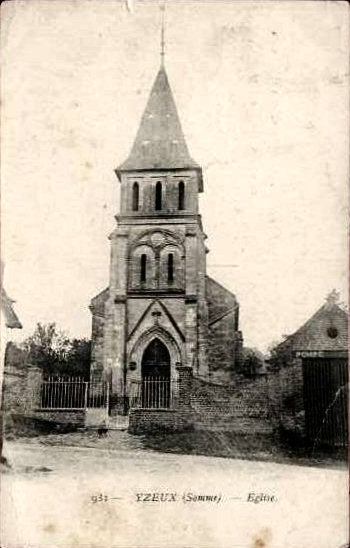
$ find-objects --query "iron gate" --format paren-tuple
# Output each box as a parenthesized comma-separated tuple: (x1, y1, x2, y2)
(130, 377, 179, 409)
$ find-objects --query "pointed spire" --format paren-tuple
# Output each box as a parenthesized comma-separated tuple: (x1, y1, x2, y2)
(116, 5, 203, 189)
(116, 66, 202, 184)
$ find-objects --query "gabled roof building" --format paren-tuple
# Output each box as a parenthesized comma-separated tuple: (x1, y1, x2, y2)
(271, 293, 348, 448)
(273, 293, 348, 362)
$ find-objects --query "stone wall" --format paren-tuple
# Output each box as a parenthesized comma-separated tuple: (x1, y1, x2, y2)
(90, 314, 105, 382)
(205, 276, 241, 382)
(207, 319, 236, 383)
(206, 276, 236, 321)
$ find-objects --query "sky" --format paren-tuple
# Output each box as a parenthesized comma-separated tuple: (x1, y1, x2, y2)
(1, 0, 349, 351)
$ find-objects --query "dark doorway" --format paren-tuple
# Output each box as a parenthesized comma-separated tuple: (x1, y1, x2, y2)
(141, 338, 171, 408)
(303, 357, 348, 447)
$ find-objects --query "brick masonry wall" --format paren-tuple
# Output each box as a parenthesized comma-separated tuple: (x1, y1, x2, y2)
(191, 376, 272, 432)
(128, 365, 193, 433)
(127, 367, 305, 436)
(28, 410, 85, 425)
(3, 365, 86, 435)
(2, 366, 28, 413)
(128, 369, 275, 435)
(265, 362, 305, 436)
(4, 411, 85, 438)
(2, 364, 43, 414)
(189, 370, 305, 435)
(129, 409, 192, 433)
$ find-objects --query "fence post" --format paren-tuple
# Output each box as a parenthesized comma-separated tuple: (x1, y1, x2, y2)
(84, 382, 89, 410)
(106, 381, 110, 417)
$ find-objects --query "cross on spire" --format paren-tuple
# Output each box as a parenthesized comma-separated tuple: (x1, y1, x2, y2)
(160, 3, 165, 65)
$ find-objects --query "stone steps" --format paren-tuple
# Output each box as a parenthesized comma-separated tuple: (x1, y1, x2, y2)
(107, 415, 129, 430)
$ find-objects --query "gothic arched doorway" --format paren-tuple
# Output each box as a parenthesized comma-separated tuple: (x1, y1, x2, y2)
(141, 338, 171, 408)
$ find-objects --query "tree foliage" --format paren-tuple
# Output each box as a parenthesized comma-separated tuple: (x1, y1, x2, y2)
(238, 347, 265, 377)
(267, 336, 293, 372)
(64, 338, 91, 379)
(22, 323, 91, 379)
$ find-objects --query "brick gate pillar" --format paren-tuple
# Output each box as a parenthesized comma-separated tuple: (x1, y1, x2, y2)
(175, 364, 193, 409)
(25, 365, 42, 411)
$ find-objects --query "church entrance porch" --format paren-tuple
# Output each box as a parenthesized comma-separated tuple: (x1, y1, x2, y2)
(141, 339, 171, 409)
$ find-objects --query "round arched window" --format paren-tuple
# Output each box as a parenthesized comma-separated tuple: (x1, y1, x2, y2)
(132, 182, 139, 211)
(155, 182, 162, 210)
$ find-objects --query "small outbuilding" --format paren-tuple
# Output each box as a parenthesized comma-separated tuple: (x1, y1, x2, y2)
(273, 292, 348, 448)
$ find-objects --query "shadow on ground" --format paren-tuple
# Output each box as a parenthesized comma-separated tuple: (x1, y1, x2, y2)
(3, 417, 347, 470)
(139, 429, 347, 468)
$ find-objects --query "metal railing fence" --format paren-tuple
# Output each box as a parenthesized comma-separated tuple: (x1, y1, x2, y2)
(39, 376, 178, 412)
(39, 376, 109, 410)
(129, 377, 179, 409)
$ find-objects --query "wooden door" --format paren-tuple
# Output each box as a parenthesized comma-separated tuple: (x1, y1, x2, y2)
(303, 357, 348, 447)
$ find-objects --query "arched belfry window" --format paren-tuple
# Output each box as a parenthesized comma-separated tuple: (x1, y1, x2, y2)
(155, 181, 162, 210)
(132, 182, 139, 211)
(167, 253, 174, 283)
(178, 181, 185, 210)
(140, 254, 147, 283)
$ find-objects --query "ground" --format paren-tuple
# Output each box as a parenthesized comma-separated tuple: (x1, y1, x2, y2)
(1, 434, 348, 548)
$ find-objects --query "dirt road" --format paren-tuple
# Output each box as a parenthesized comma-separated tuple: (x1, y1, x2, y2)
(1, 439, 348, 548)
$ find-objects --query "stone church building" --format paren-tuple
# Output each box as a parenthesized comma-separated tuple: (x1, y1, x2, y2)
(89, 61, 243, 412)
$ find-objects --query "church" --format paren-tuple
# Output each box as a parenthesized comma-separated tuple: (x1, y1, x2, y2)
(89, 55, 243, 415)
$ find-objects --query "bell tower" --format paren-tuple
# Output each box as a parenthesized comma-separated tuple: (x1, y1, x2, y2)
(93, 59, 210, 399)
(90, 28, 243, 405)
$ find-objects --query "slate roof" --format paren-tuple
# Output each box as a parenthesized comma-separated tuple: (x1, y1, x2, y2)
(206, 276, 238, 326)
(1, 288, 22, 329)
(116, 66, 203, 189)
(277, 301, 348, 352)
(89, 287, 109, 317)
